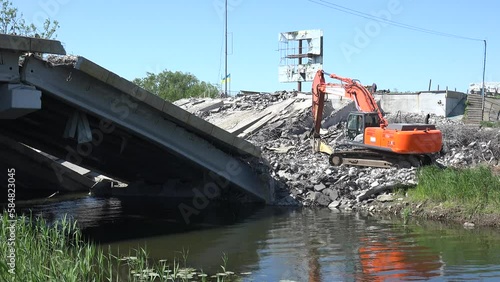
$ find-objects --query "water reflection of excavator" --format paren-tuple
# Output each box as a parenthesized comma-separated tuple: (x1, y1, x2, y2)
(357, 237, 443, 281)
(311, 70, 443, 168)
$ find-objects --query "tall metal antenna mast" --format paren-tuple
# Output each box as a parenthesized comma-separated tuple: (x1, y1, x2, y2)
(481, 40, 487, 116)
(224, 0, 228, 96)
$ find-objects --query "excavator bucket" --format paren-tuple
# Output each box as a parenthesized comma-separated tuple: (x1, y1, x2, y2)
(311, 138, 334, 155)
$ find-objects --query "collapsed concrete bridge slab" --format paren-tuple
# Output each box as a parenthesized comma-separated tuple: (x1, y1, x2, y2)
(0, 34, 272, 203)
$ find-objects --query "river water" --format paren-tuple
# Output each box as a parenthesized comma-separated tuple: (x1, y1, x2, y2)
(12, 194, 500, 281)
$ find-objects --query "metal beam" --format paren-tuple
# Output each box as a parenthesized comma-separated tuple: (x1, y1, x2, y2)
(21, 56, 272, 203)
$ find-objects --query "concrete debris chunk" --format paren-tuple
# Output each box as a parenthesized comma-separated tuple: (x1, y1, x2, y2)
(267, 145, 295, 154)
(376, 193, 395, 202)
(313, 183, 326, 192)
(328, 200, 341, 210)
(463, 222, 475, 228)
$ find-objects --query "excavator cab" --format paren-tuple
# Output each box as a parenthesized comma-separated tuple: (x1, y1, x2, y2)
(346, 113, 381, 142)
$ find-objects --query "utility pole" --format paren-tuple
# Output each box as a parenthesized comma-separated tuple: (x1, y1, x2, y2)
(224, 0, 228, 97)
(298, 39, 302, 92)
(481, 40, 487, 117)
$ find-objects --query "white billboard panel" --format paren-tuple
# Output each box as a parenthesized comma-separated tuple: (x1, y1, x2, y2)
(279, 29, 323, 83)
(278, 64, 322, 83)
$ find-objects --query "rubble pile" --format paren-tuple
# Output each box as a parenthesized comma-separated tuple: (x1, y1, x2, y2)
(175, 91, 299, 118)
(186, 96, 500, 209)
(176, 92, 321, 139)
(385, 112, 461, 126)
(253, 106, 499, 208)
(46, 55, 79, 66)
(439, 124, 500, 167)
(248, 115, 419, 208)
(223, 91, 298, 110)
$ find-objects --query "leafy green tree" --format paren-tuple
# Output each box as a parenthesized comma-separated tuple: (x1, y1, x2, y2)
(0, 0, 59, 39)
(133, 70, 219, 102)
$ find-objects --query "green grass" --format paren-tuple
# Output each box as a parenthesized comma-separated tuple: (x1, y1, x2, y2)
(0, 213, 114, 282)
(0, 213, 237, 282)
(401, 207, 411, 225)
(408, 166, 500, 214)
(480, 121, 500, 128)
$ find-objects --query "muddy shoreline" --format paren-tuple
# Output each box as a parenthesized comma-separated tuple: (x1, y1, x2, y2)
(356, 195, 500, 228)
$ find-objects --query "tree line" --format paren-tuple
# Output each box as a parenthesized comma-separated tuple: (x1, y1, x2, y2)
(133, 71, 219, 102)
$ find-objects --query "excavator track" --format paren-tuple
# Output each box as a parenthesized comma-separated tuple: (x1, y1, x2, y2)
(329, 147, 432, 168)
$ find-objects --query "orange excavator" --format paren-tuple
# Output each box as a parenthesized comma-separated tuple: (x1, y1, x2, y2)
(311, 70, 442, 168)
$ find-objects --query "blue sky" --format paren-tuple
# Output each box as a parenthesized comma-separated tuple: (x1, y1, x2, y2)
(16, 0, 499, 93)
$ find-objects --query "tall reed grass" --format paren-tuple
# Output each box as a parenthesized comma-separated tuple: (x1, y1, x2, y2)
(0, 213, 236, 281)
(409, 166, 500, 213)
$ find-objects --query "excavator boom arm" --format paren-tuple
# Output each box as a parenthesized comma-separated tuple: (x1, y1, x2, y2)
(312, 70, 388, 136)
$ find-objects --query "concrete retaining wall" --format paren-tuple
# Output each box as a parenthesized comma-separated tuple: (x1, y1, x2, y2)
(445, 91, 467, 116)
(376, 91, 466, 117)
(323, 97, 356, 128)
(484, 97, 500, 121)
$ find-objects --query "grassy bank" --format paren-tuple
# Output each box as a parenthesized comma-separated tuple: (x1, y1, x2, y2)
(480, 121, 500, 128)
(0, 213, 236, 281)
(408, 166, 500, 214)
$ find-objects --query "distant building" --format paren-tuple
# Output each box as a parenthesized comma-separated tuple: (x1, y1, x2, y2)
(468, 82, 500, 95)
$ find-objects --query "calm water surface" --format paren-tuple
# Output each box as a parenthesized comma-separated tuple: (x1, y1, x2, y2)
(14, 195, 500, 281)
